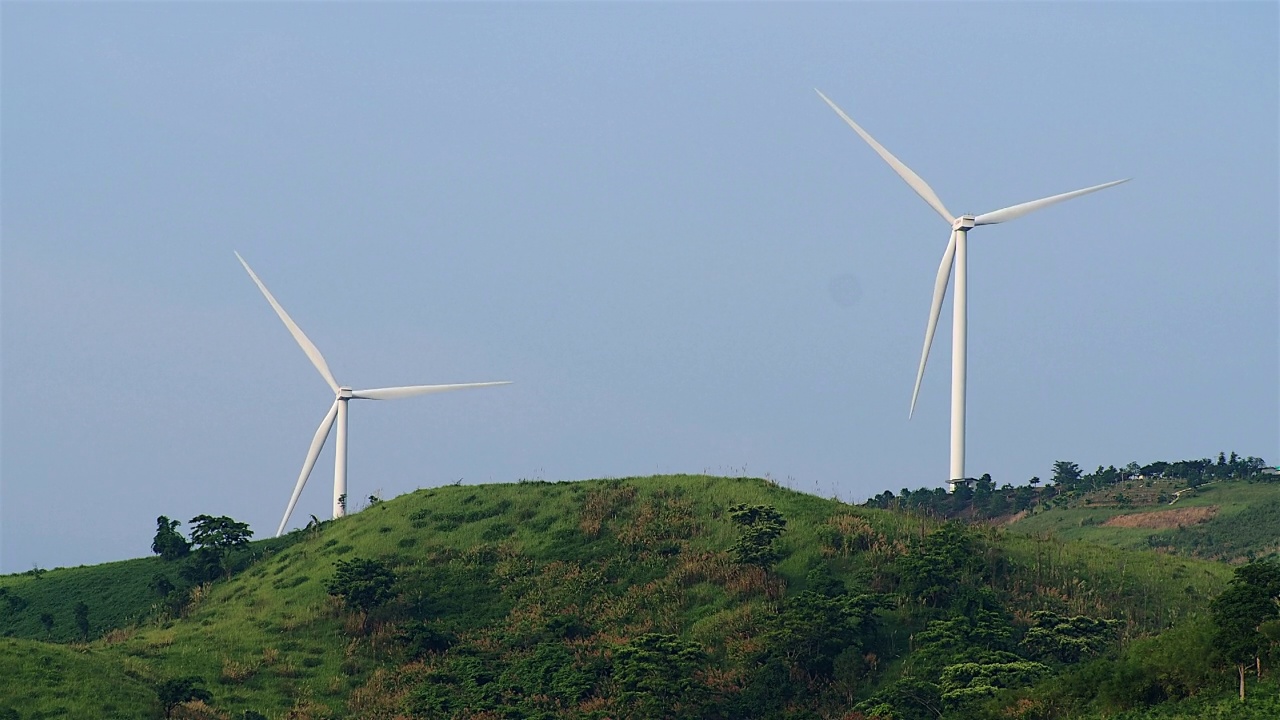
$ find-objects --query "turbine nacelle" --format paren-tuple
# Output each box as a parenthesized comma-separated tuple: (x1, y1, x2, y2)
(338, 387, 354, 399)
(952, 216, 976, 231)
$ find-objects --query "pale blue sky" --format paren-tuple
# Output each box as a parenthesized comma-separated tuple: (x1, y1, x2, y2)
(3, 2, 1276, 572)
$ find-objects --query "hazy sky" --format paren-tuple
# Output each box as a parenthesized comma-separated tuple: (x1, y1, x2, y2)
(3, 2, 1276, 572)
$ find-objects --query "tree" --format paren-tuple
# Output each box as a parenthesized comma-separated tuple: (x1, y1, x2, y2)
(613, 633, 706, 718)
(156, 677, 213, 719)
(1211, 561, 1280, 700)
(327, 557, 398, 628)
(1051, 461, 1083, 489)
(1022, 611, 1119, 663)
(765, 589, 883, 681)
(73, 601, 89, 639)
(896, 524, 982, 607)
(728, 504, 787, 569)
(150, 573, 176, 597)
(188, 515, 253, 552)
(187, 515, 253, 580)
(38, 612, 54, 636)
(151, 516, 190, 560)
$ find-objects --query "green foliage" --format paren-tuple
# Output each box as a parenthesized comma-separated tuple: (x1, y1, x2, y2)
(156, 676, 212, 718)
(1022, 611, 1119, 663)
(613, 633, 707, 718)
(728, 503, 787, 568)
(764, 587, 884, 681)
(501, 642, 601, 708)
(396, 620, 457, 659)
(186, 515, 254, 582)
(72, 602, 89, 640)
(1053, 460, 1084, 488)
(326, 557, 398, 615)
(151, 516, 191, 561)
(188, 515, 252, 553)
(1211, 560, 1280, 687)
(895, 523, 983, 607)
(860, 677, 944, 720)
(940, 659, 1049, 708)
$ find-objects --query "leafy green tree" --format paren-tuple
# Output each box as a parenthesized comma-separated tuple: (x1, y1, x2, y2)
(727, 504, 787, 569)
(179, 548, 225, 585)
(73, 601, 89, 639)
(156, 676, 212, 719)
(150, 573, 176, 597)
(1022, 611, 1119, 663)
(187, 515, 253, 580)
(500, 642, 599, 708)
(151, 516, 190, 561)
(940, 659, 1049, 708)
(765, 589, 883, 681)
(188, 515, 252, 552)
(860, 677, 943, 720)
(613, 633, 706, 719)
(1211, 561, 1280, 700)
(397, 621, 458, 659)
(896, 524, 982, 607)
(38, 612, 54, 636)
(1052, 461, 1083, 489)
(327, 557, 398, 630)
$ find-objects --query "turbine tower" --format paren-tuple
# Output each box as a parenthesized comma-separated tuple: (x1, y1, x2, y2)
(235, 252, 511, 535)
(816, 90, 1127, 491)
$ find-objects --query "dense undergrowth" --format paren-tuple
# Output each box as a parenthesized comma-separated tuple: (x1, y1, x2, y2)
(0, 474, 1274, 719)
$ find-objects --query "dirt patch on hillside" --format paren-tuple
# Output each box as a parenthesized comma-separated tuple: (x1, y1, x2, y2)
(995, 510, 1029, 526)
(1102, 506, 1219, 529)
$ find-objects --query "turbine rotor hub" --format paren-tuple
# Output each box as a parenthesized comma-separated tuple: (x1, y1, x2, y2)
(952, 215, 976, 231)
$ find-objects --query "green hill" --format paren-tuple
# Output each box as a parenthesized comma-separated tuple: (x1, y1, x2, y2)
(1007, 478, 1280, 562)
(1, 474, 1275, 720)
(0, 637, 157, 719)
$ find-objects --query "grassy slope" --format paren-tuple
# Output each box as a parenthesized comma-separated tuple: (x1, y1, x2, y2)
(0, 475, 1241, 718)
(0, 556, 171, 642)
(1008, 480, 1280, 560)
(0, 637, 157, 719)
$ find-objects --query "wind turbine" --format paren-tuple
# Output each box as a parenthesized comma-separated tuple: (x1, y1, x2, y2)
(235, 252, 511, 535)
(815, 90, 1127, 491)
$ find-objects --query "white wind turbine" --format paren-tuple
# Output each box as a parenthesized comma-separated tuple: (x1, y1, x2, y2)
(235, 252, 511, 535)
(816, 90, 1127, 490)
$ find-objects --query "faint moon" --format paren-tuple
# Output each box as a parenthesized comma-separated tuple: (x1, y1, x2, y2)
(828, 274, 863, 307)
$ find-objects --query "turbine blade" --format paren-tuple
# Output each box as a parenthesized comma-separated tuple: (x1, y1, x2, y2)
(235, 252, 341, 394)
(910, 231, 957, 419)
(974, 179, 1129, 226)
(815, 89, 954, 225)
(276, 399, 339, 537)
(351, 381, 512, 401)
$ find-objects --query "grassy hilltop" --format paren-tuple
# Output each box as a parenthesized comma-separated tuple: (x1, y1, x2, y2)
(1007, 478, 1280, 562)
(1, 474, 1276, 720)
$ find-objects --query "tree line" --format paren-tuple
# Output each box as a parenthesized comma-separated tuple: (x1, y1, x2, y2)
(864, 451, 1272, 521)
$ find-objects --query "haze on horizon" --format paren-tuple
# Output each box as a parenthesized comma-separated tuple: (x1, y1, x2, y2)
(2, 3, 1276, 572)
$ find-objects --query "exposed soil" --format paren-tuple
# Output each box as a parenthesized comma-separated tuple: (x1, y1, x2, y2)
(1102, 505, 1219, 529)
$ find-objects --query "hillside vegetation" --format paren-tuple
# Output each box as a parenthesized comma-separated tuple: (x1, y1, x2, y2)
(1008, 478, 1280, 562)
(1, 474, 1276, 720)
